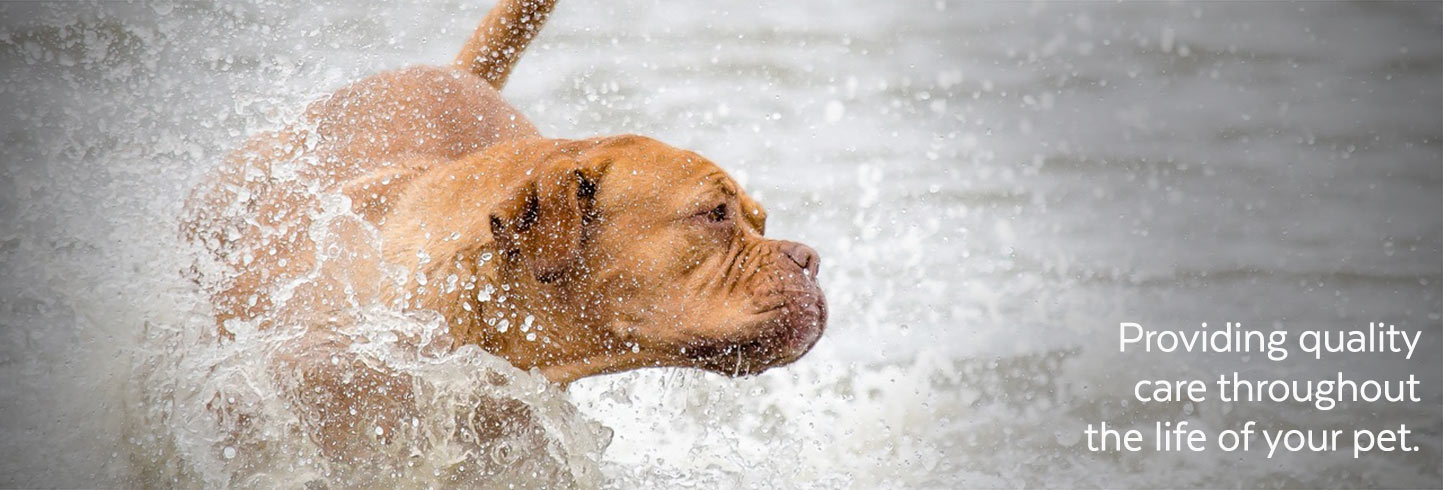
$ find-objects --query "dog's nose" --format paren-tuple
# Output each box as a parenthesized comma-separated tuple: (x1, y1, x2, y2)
(778, 241, 820, 277)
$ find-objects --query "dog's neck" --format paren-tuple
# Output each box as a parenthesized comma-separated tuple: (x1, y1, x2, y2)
(473, 263, 677, 384)
(406, 245, 669, 385)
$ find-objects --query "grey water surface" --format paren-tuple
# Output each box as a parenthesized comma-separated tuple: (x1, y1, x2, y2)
(1, 1, 1439, 487)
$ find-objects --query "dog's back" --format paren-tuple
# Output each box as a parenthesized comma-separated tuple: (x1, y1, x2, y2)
(183, 0, 558, 332)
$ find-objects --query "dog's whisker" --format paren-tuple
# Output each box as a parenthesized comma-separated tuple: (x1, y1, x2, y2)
(733, 347, 744, 377)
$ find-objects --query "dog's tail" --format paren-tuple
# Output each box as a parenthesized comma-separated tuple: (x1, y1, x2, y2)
(455, 0, 558, 90)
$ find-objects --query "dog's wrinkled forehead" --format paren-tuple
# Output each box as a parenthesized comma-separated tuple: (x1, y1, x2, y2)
(586, 136, 738, 206)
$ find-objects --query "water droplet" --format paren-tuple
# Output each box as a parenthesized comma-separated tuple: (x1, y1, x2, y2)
(1055, 430, 1080, 447)
(824, 101, 844, 123)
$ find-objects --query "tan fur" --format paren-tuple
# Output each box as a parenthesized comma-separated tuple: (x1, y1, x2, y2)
(455, 0, 558, 88)
(183, 0, 826, 456)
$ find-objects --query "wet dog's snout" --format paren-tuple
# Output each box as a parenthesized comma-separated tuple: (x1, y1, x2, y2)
(778, 241, 820, 277)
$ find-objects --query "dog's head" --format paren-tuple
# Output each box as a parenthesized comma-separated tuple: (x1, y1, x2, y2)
(486, 135, 826, 378)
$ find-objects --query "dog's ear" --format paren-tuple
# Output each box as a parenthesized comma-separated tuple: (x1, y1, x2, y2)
(489, 158, 603, 283)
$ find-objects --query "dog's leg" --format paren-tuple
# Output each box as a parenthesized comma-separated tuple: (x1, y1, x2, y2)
(454, 0, 558, 89)
(272, 324, 419, 462)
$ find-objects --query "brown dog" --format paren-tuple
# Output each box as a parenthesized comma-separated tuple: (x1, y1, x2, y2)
(182, 0, 825, 454)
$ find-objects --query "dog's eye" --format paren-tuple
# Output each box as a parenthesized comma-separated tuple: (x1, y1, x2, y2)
(706, 203, 729, 223)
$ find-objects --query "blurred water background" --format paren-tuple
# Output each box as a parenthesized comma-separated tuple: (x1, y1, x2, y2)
(1, 1, 1439, 487)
